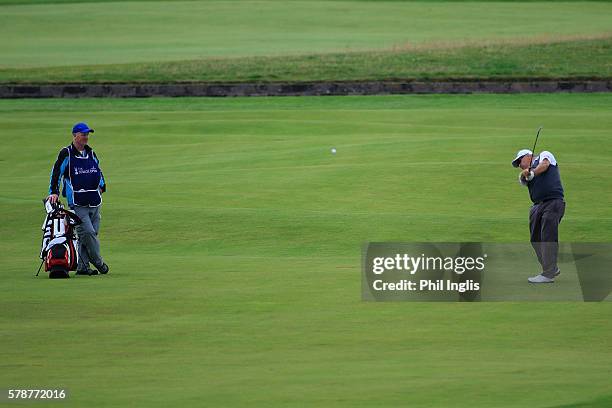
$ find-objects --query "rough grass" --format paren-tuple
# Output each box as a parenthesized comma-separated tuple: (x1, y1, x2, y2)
(2, 36, 610, 83)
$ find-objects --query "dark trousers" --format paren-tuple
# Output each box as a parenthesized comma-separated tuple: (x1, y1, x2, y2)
(529, 198, 565, 278)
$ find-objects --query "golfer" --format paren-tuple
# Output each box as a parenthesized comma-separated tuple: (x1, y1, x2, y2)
(47, 122, 109, 276)
(512, 149, 565, 283)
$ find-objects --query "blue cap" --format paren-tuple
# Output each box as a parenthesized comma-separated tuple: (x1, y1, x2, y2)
(72, 122, 94, 134)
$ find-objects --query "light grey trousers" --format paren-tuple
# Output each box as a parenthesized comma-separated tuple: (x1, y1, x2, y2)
(74, 205, 104, 271)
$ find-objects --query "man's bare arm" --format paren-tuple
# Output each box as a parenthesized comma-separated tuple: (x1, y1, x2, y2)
(521, 158, 550, 179)
(533, 158, 550, 176)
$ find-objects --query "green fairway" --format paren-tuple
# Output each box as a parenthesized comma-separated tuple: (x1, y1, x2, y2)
(1, 0, 611, 81)
(1, 94, 611, 407)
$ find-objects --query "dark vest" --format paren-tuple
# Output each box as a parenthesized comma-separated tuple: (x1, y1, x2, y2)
(68, 145, 102, 207)
(527, 157, 564, 203)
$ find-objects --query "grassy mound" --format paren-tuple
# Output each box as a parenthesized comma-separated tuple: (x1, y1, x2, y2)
(1, 1, 611, 82)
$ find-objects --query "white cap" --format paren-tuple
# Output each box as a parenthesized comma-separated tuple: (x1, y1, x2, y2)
(512, 149, 532, 167)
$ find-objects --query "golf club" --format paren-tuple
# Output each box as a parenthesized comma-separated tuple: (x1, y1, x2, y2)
(528, 126, 543, 169)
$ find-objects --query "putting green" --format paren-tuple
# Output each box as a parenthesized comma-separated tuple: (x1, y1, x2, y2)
(1, 94, 611, 407)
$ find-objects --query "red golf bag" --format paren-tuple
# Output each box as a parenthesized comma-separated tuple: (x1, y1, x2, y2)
(39, 199, 81, 279)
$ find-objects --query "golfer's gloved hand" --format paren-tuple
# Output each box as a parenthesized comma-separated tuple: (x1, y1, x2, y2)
(518, 173, 528, 186)
(521, 168, 535, 181)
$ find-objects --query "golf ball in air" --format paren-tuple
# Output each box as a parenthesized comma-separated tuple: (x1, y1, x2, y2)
(331, 148, 336, 154)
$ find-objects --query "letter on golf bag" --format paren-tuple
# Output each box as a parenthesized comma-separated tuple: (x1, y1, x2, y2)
(39, 199, 81, 279)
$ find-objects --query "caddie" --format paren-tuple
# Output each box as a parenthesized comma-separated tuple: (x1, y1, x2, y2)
(47, 122, 109, 276)
(513, 148, 565, 283)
